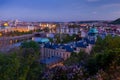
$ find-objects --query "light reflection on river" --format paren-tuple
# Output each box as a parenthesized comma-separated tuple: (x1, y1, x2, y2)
(11, 37, 42, 47)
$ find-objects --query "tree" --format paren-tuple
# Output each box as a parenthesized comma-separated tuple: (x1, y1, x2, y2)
(19, 41, 41, 80)
(86, 48, 120, 75)
(93, 35, 120, 53)
(0, 40, 42, 80)
(0, 53, 20, 80)
(64, 51, 88, 66)
(43, 27, 50, 32)
(20, 41, 40, 52)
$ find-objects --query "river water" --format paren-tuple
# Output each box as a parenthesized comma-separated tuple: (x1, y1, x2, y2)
(11, 37, 45, 47)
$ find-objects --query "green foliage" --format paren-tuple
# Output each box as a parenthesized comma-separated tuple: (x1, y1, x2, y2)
(64, 51, 88, 65)
(87, 48, 120, 75)
(55, 34, 61, 43)
(90, 63, 120, 80)
(0, 53, 20, 80)
(48, 38, 54, 43)
(36, 29, 42, 32)
(26, 62, 42, 80)
(110, 18, 120, 24)
(0, 34, 120, 80)
(65, 35, 120, 78)
(93, 36, 106, 52)
(64, 52, 79, 65)
(0, 41, 42, 80)
(93, 35, 120, 53)
(20, 41, 39, 52)
(105, 36, 120, 49)
(0, 52, 42, 80)
(61, 34, 76, 43)
(54, 34, 76, 43)
(43, 27, 49, 32)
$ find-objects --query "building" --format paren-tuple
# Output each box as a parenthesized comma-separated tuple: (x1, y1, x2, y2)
(39, 36, 96, 68)
(40, 43, 71, 60)
(12, 25, 35, 32)
(40, 56, 64, 69)
(88, 27, 98, 41)
(32, 37, 50, 43)
(56, 24, 81, 35)
(0, 22, 13, 32)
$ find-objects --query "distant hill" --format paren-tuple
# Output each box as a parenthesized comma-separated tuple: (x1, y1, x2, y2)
(110, 18, 120, 24)
(69, 21, 99, 24)
(69, 20, 109, 24)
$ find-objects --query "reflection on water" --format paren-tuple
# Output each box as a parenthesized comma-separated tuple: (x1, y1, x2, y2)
(12, 42, 21, 47)
(32, 37, 49, 43)
(12, 37, 49, 47)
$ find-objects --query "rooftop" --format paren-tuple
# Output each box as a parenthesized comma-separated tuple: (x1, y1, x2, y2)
(42, 37, 96, 52)
(88, 27, 98, 35)
(32, 37, 49, 43)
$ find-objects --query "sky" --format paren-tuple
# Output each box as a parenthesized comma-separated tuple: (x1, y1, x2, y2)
(0, 0, 120, 21)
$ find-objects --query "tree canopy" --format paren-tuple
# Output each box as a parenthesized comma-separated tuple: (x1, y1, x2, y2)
(110, 18, 120, 24)
(20, 41, 40, 52)
(0, 41, 42, 80)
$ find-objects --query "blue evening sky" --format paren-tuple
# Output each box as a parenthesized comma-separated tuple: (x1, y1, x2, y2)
(0, 0, 120, 21)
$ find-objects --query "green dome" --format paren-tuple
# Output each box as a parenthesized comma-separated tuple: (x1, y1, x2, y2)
(88, 27, 98, 34)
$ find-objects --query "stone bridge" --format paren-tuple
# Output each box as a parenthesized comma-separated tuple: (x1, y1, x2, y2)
(0, 34, 34, 48)
(0, 32, 46, 52)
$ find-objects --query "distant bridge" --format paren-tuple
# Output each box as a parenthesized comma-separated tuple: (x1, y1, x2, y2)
(0, 32, 47, 52)
(34, 32, 46, 37)
(0, 34, 34, 48)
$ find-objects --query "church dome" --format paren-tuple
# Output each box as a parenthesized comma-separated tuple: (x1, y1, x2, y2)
(3, 23, 9, 27)
(88, 27, 98, 34)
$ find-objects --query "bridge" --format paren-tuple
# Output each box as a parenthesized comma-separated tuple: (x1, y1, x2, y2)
(34, 32, 46, 37)
(0, 32, 47, 52)
(0, 34, 34, 49)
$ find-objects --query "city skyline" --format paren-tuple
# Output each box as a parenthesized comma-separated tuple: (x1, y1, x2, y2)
(0, 0, 120, 21)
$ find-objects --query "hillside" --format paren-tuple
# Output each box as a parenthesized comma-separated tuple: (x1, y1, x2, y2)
(111, 18, 120, 24)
